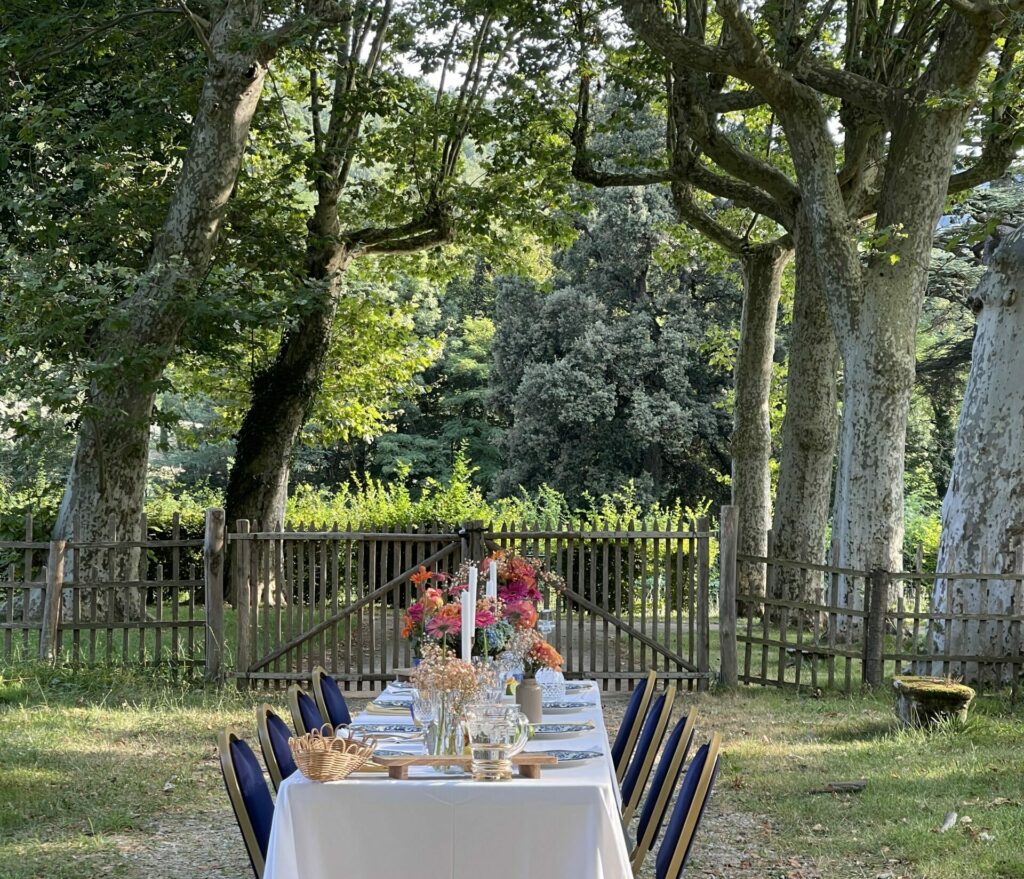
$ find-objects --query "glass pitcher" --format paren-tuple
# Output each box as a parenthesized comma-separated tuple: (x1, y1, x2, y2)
(461, 703, 530, 781)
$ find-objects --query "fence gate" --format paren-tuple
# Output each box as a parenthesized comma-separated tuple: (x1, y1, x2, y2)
(232, 523, 464, 690)
(232, 518, 715, 692)
(487, 520, 714, 692)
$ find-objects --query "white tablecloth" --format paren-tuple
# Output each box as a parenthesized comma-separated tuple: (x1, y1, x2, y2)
(263, 681, 631, 879)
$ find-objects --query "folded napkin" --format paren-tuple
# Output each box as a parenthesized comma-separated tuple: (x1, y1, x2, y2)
(365, 702, 414, 716)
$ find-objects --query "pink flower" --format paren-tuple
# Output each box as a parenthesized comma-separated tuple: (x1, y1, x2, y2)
(474, 607, 498, 629)
(407, 600, 426, 623)
(504, 599, 538, 629)
(426, 614, 462, 638)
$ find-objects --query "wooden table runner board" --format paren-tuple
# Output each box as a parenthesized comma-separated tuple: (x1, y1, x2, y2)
(373, 753, 558, 779)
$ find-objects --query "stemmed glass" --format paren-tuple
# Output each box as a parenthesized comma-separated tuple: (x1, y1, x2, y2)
(410, 688, 436, 730)
(537, 607, 555, 638)
(474, 659, 505, 703)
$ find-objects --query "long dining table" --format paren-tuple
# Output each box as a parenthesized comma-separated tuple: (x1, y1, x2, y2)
(262, 680, 632, 879)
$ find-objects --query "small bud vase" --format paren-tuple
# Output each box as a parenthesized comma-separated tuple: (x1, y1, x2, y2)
(516, 676, 543, 723)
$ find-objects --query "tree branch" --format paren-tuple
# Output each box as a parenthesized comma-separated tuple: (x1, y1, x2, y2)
(620, 0, 895, 117)
(709, 89, 767, 112)
(344, 203, 456, 255)
(258, 1, 353, 61)
(21, 7, 187, 70)
(670, 181, 746, 252)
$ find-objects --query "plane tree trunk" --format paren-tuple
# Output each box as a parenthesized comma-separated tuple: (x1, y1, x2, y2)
(53, 3, 273, 618)
(732, 242, 790, 609)
(931, 223, 1024, 683)
(771, 212, 839, 613)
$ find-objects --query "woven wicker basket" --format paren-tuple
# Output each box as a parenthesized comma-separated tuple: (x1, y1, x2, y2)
(289, 726, 378, 782)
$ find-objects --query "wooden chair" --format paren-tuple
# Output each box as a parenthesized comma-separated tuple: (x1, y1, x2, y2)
(218, 730, 275, 879)
(647, 733, 722, 878)
(612, 668, 658, 782)
(629, 711, 698, 874)
(620, 683, 677, 825)
(255, 704, 297, 792)
(287, 683, 328, 736)
(312, 666, 352, 727)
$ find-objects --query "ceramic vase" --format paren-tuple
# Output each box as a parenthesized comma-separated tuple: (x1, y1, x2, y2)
(516, 676, 543, 723)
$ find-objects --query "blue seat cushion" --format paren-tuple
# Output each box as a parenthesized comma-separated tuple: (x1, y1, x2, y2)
(610, 678, 648, 768)
(298, 690, 325, 733)
(656, 743, 718, 879)
(320, 673, 352, 726)
(637, 714, 693, 848)
(229, 738, 275, 860)
(621, 691, 667, 807)
(267, 711, 297, 780)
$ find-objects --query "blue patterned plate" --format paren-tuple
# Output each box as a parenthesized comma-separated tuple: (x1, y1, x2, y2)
(373, 747, 424, 759)
(373, 698, 413, 709)
(541, 749, 603, 766)
(541, 701, 589, 713)
(564, 681, 593, 693)
(530, 721, 594, 739)
(349, 722, 420, 734)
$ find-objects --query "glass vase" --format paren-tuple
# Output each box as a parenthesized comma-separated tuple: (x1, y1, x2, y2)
(425, 692, 463, 774)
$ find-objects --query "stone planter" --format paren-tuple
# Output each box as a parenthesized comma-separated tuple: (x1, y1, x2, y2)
(893, 676, 975, 728)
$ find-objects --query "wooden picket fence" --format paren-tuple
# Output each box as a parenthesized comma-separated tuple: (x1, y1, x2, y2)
(717, 506, 1024, 696)
(230, 518, 715, 691)
(0, 510, 220, 675)
(9, 501, 1024, 696)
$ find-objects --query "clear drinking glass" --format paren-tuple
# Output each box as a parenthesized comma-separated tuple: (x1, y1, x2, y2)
(536, 666, 566, 700)
(410, 688, 436, 728)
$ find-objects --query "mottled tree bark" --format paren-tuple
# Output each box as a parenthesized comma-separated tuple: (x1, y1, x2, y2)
(224, 196, 351, 550)
(732, 242, 790, 608)
(771, 213, 839, 610)
(931, 224, 1024, 683)
(53, 3, 272, 616)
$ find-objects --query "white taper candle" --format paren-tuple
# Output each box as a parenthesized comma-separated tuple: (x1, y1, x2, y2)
(461, 590, 473, 660)
(486, 560, 498, 601)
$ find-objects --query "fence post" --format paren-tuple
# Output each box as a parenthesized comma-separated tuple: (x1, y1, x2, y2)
(38, 540, 65, 662)
(718, 506, 739, 687)
(235, 519, 251, 691)
(864, 568, 888, 688)
(204, 508, 226, 685)
(460, 520, 486, 562)
(696, 516, 711, 692)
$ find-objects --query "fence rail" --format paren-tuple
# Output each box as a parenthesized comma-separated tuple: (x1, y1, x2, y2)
(717, 505, 1024, 695)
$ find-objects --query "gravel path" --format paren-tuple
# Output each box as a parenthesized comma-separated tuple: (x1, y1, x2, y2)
(111, 693, 820, 879)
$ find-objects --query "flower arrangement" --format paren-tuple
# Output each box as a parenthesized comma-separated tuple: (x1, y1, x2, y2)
(505, 628, 564, 678)
(409, 642, 482, 761)
(409, 642, 482, 710)
(401, 551, 563, 659)
(481, 550, 565, 606)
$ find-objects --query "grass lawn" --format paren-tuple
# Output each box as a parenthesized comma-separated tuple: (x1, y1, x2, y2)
(2, 664, 1023, 879)
(704, 687, 1024, 879)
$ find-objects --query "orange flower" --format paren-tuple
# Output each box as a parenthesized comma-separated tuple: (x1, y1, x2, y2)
(401, 614, 414, 638)
(410, 566, 432, 586)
